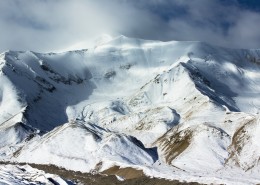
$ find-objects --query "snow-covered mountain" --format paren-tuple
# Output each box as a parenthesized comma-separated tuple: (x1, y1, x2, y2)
(0, 35, 260, 184)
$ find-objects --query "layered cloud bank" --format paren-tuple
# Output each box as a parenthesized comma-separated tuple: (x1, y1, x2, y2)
(1, 0, 260, 52)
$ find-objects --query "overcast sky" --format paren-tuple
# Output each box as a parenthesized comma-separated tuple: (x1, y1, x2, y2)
(0, 0, 260, 52)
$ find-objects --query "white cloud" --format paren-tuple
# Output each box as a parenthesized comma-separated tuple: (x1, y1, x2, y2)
(0, 0, 260, 52)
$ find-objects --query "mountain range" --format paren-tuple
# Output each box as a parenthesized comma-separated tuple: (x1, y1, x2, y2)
(0, 35, 260, 184)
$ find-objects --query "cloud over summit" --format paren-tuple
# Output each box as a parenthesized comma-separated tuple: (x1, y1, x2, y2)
(0, 0, 260, 52)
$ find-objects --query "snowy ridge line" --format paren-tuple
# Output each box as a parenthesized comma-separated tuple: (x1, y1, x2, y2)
(0, 107, 27, 128)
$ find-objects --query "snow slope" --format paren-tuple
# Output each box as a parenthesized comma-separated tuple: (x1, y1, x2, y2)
(0, 35, 260, 184)
(0, 164, 69, 185)
(15, 121, 157, 172)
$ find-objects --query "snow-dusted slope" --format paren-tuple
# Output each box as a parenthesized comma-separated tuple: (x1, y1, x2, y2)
(0, 164, 69, 185)
(15, 121, 157, 172)
(0, 122, 34, 159)
(0, 36, 260, 184)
